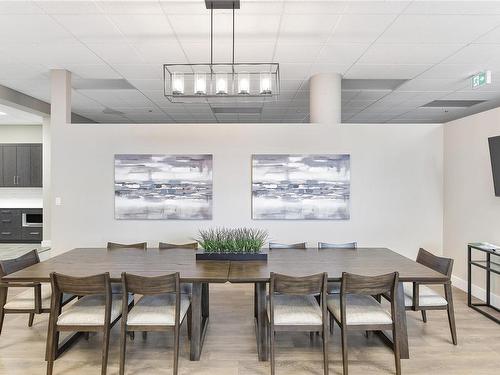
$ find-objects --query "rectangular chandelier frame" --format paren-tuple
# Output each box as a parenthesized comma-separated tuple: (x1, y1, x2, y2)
(163, 62, 280, 103)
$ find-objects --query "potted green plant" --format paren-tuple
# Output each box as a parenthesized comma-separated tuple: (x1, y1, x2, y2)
(195, 227, 268, 261)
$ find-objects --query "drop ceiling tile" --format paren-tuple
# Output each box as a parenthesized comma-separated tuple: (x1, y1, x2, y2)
(397, 78, 468, 92)
(274, 43, 323, 63)
(0, 1, 43, 14)
(97, 1, 164, 15)
(160, 1, 210, 15)
(52, 14, 123, 44)
(309, 64, 349, 75)
(129, 79, 165, 91)
(279, 79, 305, 91)
(168, 14, 228, 43)
(316, 43, 368, 64)
(443, 90, 500, 101)
(65, 64, 122, 79)
(279, 64, 312, 80)
(132, 41, 186, 63)
(444, 44, 500, 65)
(108, 14, 176, 44)
(178, 42, 232, 63)
(418, 63, 487, 80)
(283, 1, 347, 14)
(86, 43, 145, 64)
(404, 1, 500, 15)
(35, 1, 101, 15)
(346, 1, 411, 15)
(344, 64, 431, 79)
(236, 42, 275, 62)
(279, 14, 341, 43)
(359, 43, 464, 65)
(379, 15, 500, 44)
(0, 15, 75, 44)
(330, 15, 397, 44)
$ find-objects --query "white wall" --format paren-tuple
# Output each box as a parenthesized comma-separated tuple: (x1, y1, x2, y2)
(444, 106, 500, 302)
(0, 124, 42, 143)
(49, 122, 444, 261)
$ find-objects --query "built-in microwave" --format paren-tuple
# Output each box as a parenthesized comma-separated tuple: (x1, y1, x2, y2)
(22, 212, 43, 227)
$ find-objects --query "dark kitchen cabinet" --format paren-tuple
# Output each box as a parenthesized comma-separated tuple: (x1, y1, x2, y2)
(0, 208, 42, 243)
(0, 144, 42, 187)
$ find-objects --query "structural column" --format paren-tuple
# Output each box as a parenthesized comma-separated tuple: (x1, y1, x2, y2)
(309, 73, 342, 124)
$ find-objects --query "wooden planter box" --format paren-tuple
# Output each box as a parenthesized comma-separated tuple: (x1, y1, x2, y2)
(195, 252, 267, 261)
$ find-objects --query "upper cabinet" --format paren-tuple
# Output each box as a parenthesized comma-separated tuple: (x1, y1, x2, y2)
(0, 144, 42, 187)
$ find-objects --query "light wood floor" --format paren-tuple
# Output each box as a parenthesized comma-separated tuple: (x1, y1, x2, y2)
(0, 283, 498, 375)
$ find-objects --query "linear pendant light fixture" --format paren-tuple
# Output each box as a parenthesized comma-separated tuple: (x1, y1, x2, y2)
(163, 0, 280, 103)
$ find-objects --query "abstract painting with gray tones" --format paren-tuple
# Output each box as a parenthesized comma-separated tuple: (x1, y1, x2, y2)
(115, 154, 212, 220)
(252, 154, 350, 220)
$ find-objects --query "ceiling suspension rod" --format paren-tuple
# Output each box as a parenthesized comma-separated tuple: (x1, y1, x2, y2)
(232, 1, 235, 65)
(210, 4, 213, 66)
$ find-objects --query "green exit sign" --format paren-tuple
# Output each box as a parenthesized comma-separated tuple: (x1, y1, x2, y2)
(472, 71, 491, 88)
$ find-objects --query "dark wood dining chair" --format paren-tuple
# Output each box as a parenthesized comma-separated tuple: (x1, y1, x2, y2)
(318, 242, 357, 295)
(404, 248, 457, 345)
(268, 272, 329, 375)
(0, 250, 74, 335)
(119, 272, 191, 375)
(268, 242, 307, 249)
(328, 272, 400, 375)
(107, 242, 147, 250)
(46, 272, 130, 375)
(159, 242, 198, 250)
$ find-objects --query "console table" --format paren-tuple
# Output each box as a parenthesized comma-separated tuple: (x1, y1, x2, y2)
(468, 243, 500, 323)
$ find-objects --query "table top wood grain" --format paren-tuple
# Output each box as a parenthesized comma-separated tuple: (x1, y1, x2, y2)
(1, 247, 447, 284)
(228, 248, 448, 283)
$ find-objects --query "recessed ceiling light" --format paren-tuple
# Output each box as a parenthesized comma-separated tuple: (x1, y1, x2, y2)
(0, 111, 6, 115)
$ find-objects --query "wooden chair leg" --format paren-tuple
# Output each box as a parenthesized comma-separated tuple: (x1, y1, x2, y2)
(421, 310, 427, 323)
(101, 328, 111, 375)
(84, 332, 90, 340)
(444, 284, 458, 345)
(341, 326, 348, 375)
(28, 312, 35, 327)
(174, 325, 180, 375)
(187, 305, 192, 340)
(46, 327, 58, 375)
(270, 328, 276, 375)
(142, 331, 147, 340)
(329, 313, 334, 335)
(254, 283, 258, 319)
(309, 331, 315, 342)
(323, 323, 329, 375)
(0, 308, 4, 336)
(392, 325, 401, 375)
(119, 328, 127, 375)
(129, 331, 135, 340)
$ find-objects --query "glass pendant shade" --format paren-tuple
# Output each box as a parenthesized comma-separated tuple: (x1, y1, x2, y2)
(194, 73, 207, 95)
(215, 73, 228, 95)
(238, 73, 250, 95)
(260, 72, 272, 95)
(172, 72, 184, 95)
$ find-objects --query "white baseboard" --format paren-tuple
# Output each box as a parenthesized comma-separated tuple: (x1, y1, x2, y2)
(451, 274, 499, 308)
(41, 240, 51, 248)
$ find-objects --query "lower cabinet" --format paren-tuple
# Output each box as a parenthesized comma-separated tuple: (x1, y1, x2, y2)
(0, 208, 42, 243)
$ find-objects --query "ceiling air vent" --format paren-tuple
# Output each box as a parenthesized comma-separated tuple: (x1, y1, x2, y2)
(341, 79, 408, 91)
(422, 100, 486, 108)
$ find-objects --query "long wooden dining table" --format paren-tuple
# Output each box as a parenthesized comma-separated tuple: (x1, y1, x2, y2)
(1, 247, 448, 362)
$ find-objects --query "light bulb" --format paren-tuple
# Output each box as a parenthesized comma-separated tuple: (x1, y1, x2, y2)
(172, 72, 184, 95)
(194, 73, 207, 95)
(260, 72, 272, 95)
(238, 73, 250, 95)
(216, 73, 228, 95)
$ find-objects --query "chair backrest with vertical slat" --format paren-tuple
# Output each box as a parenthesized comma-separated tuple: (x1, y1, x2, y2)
(318, 241, 357, 249)
(416, 248, 453, 278)
(269, 242, 307, 250)
(341, 272, 398, 296)
(51, 272, 110, 296)
(122, 273, 179, 295)
(271, 272, 326, 295)
(107, 242, 147, 250)
(159, 242, 198, 250)
(0, 249, 39, 277)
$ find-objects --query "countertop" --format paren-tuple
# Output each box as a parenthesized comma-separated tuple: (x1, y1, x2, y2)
(0, 199, 43, 209)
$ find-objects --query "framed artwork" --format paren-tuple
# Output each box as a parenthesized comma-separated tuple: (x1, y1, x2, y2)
(114, 154, 212, 220)
(252, 154, 350, 220)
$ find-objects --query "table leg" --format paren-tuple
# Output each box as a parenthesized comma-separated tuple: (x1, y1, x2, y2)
(255, 282, 268, 361)
(394, 281, 409, 359)
(190, 282, 209, 361)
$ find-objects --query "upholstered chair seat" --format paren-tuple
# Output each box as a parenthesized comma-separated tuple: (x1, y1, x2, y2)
(403, 283, 448, 307)
(127, 294, 190, 326)
(57, 294, 125, 326)
(267, 294, 322, 326)
(327, 294, 393, 325)
(4, 283, 52, 310)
